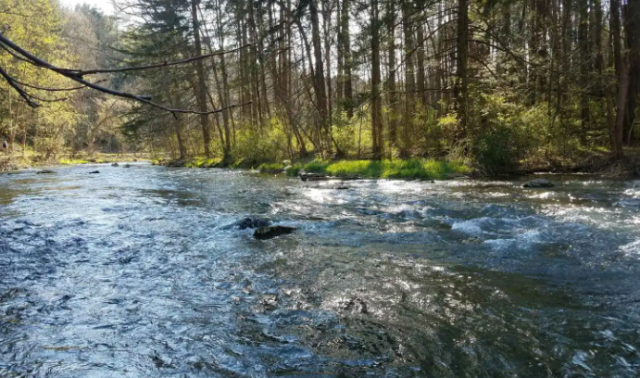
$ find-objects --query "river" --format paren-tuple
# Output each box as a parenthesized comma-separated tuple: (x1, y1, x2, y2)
(1, 164, 639, 377)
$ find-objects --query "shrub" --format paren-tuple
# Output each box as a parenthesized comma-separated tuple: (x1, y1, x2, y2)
(301, 159, 470, 180)
(258, 163, 285, 174)
(285, 163, 303, 176)
(468, 93, 530, 174)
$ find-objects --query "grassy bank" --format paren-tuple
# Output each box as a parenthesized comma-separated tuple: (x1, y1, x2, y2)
(0, 153, 153, 172)
(285, 159, 472, 180)
(59, 153, 150, 165)
(158, 157, 472, 181)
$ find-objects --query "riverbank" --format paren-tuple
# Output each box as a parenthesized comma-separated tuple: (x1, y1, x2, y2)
(153, 157, 474, 180)
(153, 153, 640, 181)
(0, 153, 151, 172)
(4, 150, 637, 180)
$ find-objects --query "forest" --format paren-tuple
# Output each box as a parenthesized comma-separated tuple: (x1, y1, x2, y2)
(3, 2, 640, 376)
(0, 0, 639, 174)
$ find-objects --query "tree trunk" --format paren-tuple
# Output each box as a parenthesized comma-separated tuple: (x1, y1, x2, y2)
(191, 0, 212, 157)
(322, 0, 334, 121)
(614, 60, 630, 158)
(216, 1, 232, 159)
(455, 0, 469, 140)
(416, 16, 427, 106)
(578, 0, 590, 144)
(309, 0, 329, 151)
(172, 113, 187, 160)
(371, 0, 383, 159)
(624, 0, 640, 144)
(611, 0, 626, 158)
(401, 0, 416, 157)
(387, 0, 398, 148)
(341, 0, 353, 118)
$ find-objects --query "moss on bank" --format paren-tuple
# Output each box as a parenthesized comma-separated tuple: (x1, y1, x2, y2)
(257, 163, 286, 174)
(298, 159, 471, 180)
(1, 153, 149, 172)
(161, 157, 472, 181)
(59, 154, 148, 165)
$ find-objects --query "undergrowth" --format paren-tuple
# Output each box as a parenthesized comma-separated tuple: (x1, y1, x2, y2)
(296, 159, 471, 180)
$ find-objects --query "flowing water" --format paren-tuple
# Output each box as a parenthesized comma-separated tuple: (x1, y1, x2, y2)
(1, 164, 640, 377)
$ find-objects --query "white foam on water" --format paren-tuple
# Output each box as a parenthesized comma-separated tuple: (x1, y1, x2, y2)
(451, 219, 485, 236)
(483, 238, 516, 251)
(542, 205, 620, 229)
(375, 180, 428, 194)
(383, 203, 421, 214)
(517, 229, 542, 243)
(302, 188, 348, 205)
(528, 191, 556, 200)
(619, 240, 640, 256)
(385, 224, 421, 234)
(483, 230, 542, 252)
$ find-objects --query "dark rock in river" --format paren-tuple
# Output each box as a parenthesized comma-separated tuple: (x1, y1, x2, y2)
(36, 170, 55, 174)
(523, 178, 555, 188)
(236, 217, 272, 230)
(254, 226, 297, 240)
(299, 171, 331, 182)
(88, 171, 100, 174)
(111, 163, 119, 167)
(299, 170, 361, 182)
(166, 159, 185, 167)
(124, 164, 131, 168)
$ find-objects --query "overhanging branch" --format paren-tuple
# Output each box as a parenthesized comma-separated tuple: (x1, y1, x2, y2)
(0, 31, 252, 115)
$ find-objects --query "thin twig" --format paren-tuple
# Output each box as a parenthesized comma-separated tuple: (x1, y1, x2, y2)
(14, 78, 107, 92)
(58, 44, 251, 77)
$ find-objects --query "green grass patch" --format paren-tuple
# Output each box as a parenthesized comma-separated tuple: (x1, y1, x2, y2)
(302, 159, 471, 180)
(185, 157, 222, 168)
(258, 163, 285, 174)
(59, 158, 89, 165)
(58, 154, 149, 166)
(285, 163, 303, 176)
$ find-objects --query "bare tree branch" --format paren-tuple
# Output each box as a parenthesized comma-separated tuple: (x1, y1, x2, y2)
(14, 78, 107, 92)
(59, 44, 251, 77)
(0, 65, 39, 107)
(0, 31, 252, 115)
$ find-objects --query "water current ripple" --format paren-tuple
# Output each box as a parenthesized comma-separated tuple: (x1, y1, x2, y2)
(1, 165, 639, 377)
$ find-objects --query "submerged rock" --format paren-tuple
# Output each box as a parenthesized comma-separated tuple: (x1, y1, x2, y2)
(124, 164, 131, 168)
(254, 226, 297, 240)
(299, 171, 332, 182)
(36, 170, 55, 174)
(111, 163, 119, 167)
(299, 170, 361, 182)
(88, 170, 100, 174)
(523, 178, 555, 188)
(236, 217, 272, 230)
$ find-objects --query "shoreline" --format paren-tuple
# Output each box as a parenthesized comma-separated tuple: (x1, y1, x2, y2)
(152, 157, 639, 180)
(0, 153, 152, 173)
(153, 158, 473, 180)
(3, 155, 637, 180)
